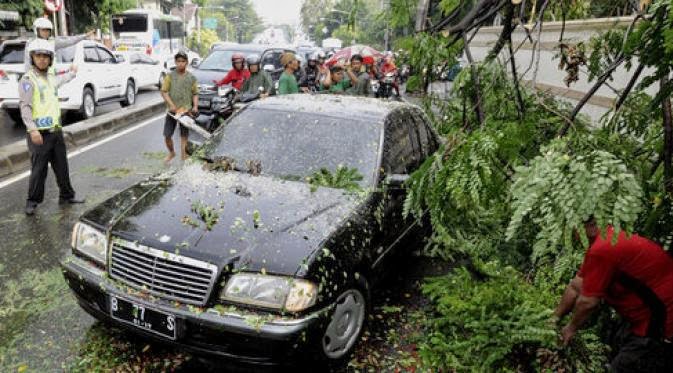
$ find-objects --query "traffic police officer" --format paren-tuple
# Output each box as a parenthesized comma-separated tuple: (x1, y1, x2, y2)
(19, 39, 84, 215)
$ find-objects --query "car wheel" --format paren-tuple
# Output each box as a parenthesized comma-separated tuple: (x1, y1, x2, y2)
(319, 287, 367, 366)
(121, 80, 135, 107)
(6, 109, 23, 127)
(79, 87, 96, 120)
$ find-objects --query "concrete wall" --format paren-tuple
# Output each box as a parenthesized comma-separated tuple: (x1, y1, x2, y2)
(468, 16, 650, 122)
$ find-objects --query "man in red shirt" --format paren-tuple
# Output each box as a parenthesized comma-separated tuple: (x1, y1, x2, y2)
(555, 219, 673, 372)
(214, 53, 250, 90)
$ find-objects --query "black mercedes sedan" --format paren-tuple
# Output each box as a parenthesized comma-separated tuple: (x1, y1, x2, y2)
(61, 95, 440, 367)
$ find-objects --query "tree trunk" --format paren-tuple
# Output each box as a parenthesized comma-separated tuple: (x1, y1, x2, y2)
(415, 0, 431, 32)
(463, 34, 485, 128)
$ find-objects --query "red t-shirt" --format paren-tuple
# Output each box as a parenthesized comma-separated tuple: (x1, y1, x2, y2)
(578, 227, 673, 337)
(216, 68, 250, 90)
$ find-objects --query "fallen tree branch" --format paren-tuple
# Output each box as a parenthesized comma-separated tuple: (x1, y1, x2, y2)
(464, 33, 485, 128)
(615, 62, 645, 111)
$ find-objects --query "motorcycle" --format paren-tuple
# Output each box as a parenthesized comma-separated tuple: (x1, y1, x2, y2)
(195, 85, 238, 133)
(375, 72, 398, 99)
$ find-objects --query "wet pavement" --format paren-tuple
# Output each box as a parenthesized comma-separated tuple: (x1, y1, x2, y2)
(0, 89, 161, 147)
(0, 113, 180, 371)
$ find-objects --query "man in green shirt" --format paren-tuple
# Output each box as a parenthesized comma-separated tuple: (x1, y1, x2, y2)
(160, 50, 198, 162)
(277, 52, 300, 95)
(321, 65, 351, 94)
(241, 54, 274, 96)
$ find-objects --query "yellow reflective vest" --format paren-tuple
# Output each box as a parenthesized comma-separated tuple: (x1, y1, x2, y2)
(26, 69, 61, 130)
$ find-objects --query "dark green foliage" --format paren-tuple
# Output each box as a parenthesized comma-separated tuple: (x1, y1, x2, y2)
(307, 166, 363, 193)
(420, 263, 608, 372)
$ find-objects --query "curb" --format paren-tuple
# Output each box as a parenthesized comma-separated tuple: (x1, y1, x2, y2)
(0, 97, 165, 179)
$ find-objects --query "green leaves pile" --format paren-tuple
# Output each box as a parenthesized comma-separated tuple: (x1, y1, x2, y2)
(307, 165, 364, 193)
(402, 52, 665, 369)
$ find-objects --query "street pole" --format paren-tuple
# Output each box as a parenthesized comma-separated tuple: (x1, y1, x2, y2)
(59, 2, 68, 36)
(196, 7, 201, 52)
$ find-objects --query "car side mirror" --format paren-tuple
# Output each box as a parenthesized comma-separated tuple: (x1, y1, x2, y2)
(191, 58, 201, 67)
(263, 64, 274, 72)
(115, 55, 125, 63)
(384, 173, 409, 188)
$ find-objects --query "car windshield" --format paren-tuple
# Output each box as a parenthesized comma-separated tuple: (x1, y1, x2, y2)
(207, 108, 382, 187)
(198, 49, 251, 71)
(0, 43, 25, 64)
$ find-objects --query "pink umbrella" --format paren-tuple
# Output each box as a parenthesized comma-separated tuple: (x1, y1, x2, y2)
(326, 45, 384, 66)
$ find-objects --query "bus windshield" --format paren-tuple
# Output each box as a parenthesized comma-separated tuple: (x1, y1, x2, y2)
(112, 14, 148, 33)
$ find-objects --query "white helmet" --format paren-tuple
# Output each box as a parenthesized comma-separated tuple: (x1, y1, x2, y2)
(32, 17, 53, 36)
(27, 39, 55, 66)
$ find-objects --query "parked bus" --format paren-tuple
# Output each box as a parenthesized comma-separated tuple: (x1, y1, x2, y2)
(111, 9, 184, 63)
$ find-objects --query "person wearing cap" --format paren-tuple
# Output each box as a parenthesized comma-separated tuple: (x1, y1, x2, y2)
(24, 17, 94, 72)
(277, 52, 300, 95)
(241, 54, 274, 96)
(19, 39, 82, 215)
(215, 52, 250, 90)
(160, 50, 199, 163)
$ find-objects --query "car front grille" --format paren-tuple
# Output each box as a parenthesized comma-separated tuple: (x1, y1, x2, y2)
(109, 238, 218, 306)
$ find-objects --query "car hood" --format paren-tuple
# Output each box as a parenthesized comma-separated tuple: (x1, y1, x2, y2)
(82, 163, 361, 276)
(191, 67, 229, 85)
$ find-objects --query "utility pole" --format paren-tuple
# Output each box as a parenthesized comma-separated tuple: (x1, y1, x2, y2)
(59, 1, 68, 36)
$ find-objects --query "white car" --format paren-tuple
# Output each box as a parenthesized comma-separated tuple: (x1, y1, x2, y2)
(114, 51, 166, 90)
(0, 39, 28, 125)
(1, 40, 137, 123)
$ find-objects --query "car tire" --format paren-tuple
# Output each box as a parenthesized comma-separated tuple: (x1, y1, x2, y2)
(6, 109, 23, 127)
(79, 87, 96, 120)
(313, 280, 369, 369)
(120, 80, 135, 107)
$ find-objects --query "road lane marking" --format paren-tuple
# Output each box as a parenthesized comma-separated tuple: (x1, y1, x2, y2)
(0, 113, 164, 190)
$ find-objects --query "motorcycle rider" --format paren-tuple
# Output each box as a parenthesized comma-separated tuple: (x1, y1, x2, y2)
(345, 54, 370, 96)
(215, 52, 250, 90)
(299, 51, 321, 93)
(24, 17, 95, 72)
(379, 51, 400, 97)
(241, 53, 274, 97)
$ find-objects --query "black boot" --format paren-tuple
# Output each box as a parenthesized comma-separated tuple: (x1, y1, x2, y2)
(59, 197, 86, 205)
(25, 201, 37, 215)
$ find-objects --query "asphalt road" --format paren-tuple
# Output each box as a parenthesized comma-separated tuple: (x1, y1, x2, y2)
(0, 113, 195, 371)
(0, 88, 161, 147)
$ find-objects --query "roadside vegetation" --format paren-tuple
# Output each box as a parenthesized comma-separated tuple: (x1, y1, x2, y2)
(389, 0, 673, 370)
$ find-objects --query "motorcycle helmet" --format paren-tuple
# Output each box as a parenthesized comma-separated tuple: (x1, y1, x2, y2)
(27, 39, 55, 67)
(246, 53, 261, 66)
(232, 52, 245, 65)
(32, 17, 53, 37)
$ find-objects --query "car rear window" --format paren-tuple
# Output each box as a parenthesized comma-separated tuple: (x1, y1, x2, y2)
(198, 49, 251, 71)
(210, 108, 382, 187)
(0, 43, 25, 64)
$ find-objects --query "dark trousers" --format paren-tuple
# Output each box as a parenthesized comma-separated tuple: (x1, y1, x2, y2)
(26, 130, 75, 205)
(611, 332, 673, 373)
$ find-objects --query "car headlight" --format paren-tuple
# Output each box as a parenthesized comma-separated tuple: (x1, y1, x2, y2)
(221, 273, 317, 312)
(70, 222, 108, 265)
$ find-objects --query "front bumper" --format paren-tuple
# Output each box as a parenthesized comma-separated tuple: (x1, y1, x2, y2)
(60, 254, 330, 366)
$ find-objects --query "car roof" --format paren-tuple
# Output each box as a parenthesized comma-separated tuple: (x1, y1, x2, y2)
(246, 94, 411, 122)
(211, 43, 295, 53)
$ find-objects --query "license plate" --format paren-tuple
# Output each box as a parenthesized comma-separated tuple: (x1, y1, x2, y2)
(110, 296, 177, 340)
(198, 99, 210, 107)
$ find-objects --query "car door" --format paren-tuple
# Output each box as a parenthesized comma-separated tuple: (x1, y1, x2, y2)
(82, 45, 109, 99)
(370, 109, 425, 272)
(96, 46, 124, 97)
